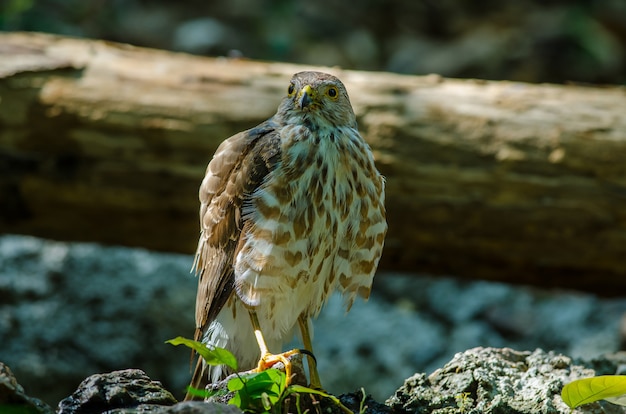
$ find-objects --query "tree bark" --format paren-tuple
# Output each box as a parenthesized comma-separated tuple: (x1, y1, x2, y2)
(1, 32, 625, 294)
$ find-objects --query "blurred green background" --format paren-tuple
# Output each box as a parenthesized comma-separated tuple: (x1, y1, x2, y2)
(1, 0, 625, 84)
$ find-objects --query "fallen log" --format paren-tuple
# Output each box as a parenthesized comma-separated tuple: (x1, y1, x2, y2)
(1, 32, 625, 294)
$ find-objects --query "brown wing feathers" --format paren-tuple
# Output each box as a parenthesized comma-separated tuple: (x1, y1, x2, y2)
(188, 125, 281, 396)
(190, 124, 281, 385)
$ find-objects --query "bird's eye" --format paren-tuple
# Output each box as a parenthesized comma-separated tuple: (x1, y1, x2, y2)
(287, 83, 295, 96)
(326, 87, 338, 99)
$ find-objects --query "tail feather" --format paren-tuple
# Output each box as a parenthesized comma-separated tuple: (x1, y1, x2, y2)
(184, 356, 207, 401)
(184, 320, 230, 401)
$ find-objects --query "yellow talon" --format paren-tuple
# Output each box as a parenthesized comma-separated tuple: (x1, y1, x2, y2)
(250, 311, 323, 389)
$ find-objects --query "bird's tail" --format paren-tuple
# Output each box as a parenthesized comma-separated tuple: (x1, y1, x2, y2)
(185, 355, 207, 401)
(184, 321, 230, 401)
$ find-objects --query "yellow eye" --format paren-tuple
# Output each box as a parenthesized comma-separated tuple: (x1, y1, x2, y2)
(287, 83, 295, 96)
(326, 86, 339, 99)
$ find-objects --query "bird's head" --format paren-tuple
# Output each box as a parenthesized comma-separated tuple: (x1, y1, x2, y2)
(278, 71, 357, 129)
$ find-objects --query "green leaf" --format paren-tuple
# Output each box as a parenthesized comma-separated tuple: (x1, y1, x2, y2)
(261, 392, 272, 411)
(227, 375, 247, 392)
(227, 370, 286, 411)
(255, 368, 286, 394)
(288, 385, 342, 404)
(165, 337, 238, 370)
(562, 376, 626, 408)
(228, 388, 246, 409)
(184, 385, 211, 399)
(229, 370, 284, 396)
(288, 385, 333, 398)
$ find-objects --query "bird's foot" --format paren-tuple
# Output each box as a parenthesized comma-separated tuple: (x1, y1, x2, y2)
(256, 349, 310, 387)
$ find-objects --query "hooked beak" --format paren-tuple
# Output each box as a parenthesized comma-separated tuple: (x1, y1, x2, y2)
(298, 85, 314, 109)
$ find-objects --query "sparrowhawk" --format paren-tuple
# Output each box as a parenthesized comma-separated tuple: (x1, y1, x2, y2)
(188, 71, 387, 395)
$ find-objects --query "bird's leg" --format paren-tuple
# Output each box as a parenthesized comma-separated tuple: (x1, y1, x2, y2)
(298, 314, 322, 390)
(249, 310, 299, 385)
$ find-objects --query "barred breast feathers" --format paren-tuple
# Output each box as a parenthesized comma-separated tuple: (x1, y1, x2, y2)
(234, 119, 387, 324)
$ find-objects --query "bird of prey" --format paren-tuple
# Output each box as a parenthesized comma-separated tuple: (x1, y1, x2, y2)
(188, 71, 387, 395)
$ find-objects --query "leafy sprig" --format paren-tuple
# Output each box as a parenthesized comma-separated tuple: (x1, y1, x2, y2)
(167, 336, 353, 413)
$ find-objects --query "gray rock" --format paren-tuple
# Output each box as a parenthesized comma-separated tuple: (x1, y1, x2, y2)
(56, 369, 242, 414)
(387, 347, 626, 414)
(339, 391, 393, 414)
(0, 361, 53, 414)
(0, 235, 197, 405)
(57, 369, 177, 414)
(106, 401, 242, 414)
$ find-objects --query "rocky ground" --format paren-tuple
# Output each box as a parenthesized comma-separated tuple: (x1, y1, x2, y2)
(4, 347, 626, 413)
(1, 233, 626, 410)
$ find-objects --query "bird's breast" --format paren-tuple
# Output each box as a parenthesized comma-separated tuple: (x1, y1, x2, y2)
(233, 124, 385, 335)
